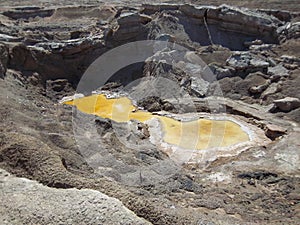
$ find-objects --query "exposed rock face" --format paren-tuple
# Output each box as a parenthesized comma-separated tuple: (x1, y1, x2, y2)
(144, 4, 282, 50)
(112, 12, 152, 44)
(0, 43, 8, 78)
(3, 7, 55, 20)
(0, 169, 150, 225)
(9, 37, 107, 83)
(46, 79, 74, 100)
(258, 9, 292, 22)
(52, 5, 117, 20)
(0, 3, 294, 85)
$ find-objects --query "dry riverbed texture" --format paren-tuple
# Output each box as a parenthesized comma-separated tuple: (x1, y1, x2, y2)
(0, 0, 300, 225)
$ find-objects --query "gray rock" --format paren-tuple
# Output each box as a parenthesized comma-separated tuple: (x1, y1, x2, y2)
(250, 57, 270, 69)
(190, 76, 210, 97)
(273, 97, 300, 112)
(181, 4, 281, 34)
(144, 3, 283, 40)
(155, 33, 175, 42)
(286, 22, 300, 39)
(209, 63, 235, 80)
(0, 33, 23, 42)
(268, 64, 289, 77)
(278, 22, 300, 40)
(35, 35, 104, 55)
(226, 51, 269, 77)
(0, 169, 150, 225)
(27, 72, 41, 86)
(46, 79, 70, 91)
(280, 55, 300, 65)
(9, 35, 106, 83)
(267, 58, 277, 67)
(244, 39, 263, 47)
(148, 102, 161, 112)
(53, 5, 117, 20)
(144, 4, 281, 50)
(249, 44, 273, 51)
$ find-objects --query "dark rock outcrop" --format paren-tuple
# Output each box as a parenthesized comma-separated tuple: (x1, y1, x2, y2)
(8, 37, 107, 84)
(46, 79, 74, 100)
(137, 96, 176, 112)
(0, 43, 8, 78)
(112, 12, 151, 44)
(3, 7, 55, 20)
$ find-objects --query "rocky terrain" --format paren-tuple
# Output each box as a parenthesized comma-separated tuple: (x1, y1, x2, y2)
(0, 1, 299, 225)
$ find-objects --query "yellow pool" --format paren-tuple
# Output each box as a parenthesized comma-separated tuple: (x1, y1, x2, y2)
(65, 94, 250, 150)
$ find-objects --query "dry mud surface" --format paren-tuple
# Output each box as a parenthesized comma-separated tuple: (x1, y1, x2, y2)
(0, 1, 300, 225)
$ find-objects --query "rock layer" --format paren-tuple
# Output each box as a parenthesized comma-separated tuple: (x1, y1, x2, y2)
(0, 169, 150, 225)
(0, 3, 297, 83)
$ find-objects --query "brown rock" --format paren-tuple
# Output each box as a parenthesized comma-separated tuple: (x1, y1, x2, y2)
(249, 80, 270, 94)
(265, 124, 287, 140)
(273, 97, 300, 112)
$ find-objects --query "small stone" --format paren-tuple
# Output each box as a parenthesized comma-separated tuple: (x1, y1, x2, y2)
(273, 97, 300, 112)
(261, 82, 281, 99)
(249, 44, 272, 51)
(244, 39, 263, 47)
(249, 80, 270, 94)
(280, 55, 300, 65)
(162, 102, 175, 111)
(27, 72, 41, 86)
(148, 102, 161, 112)
(284, 64, 298, 70)
(265, 124, 287, 140)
